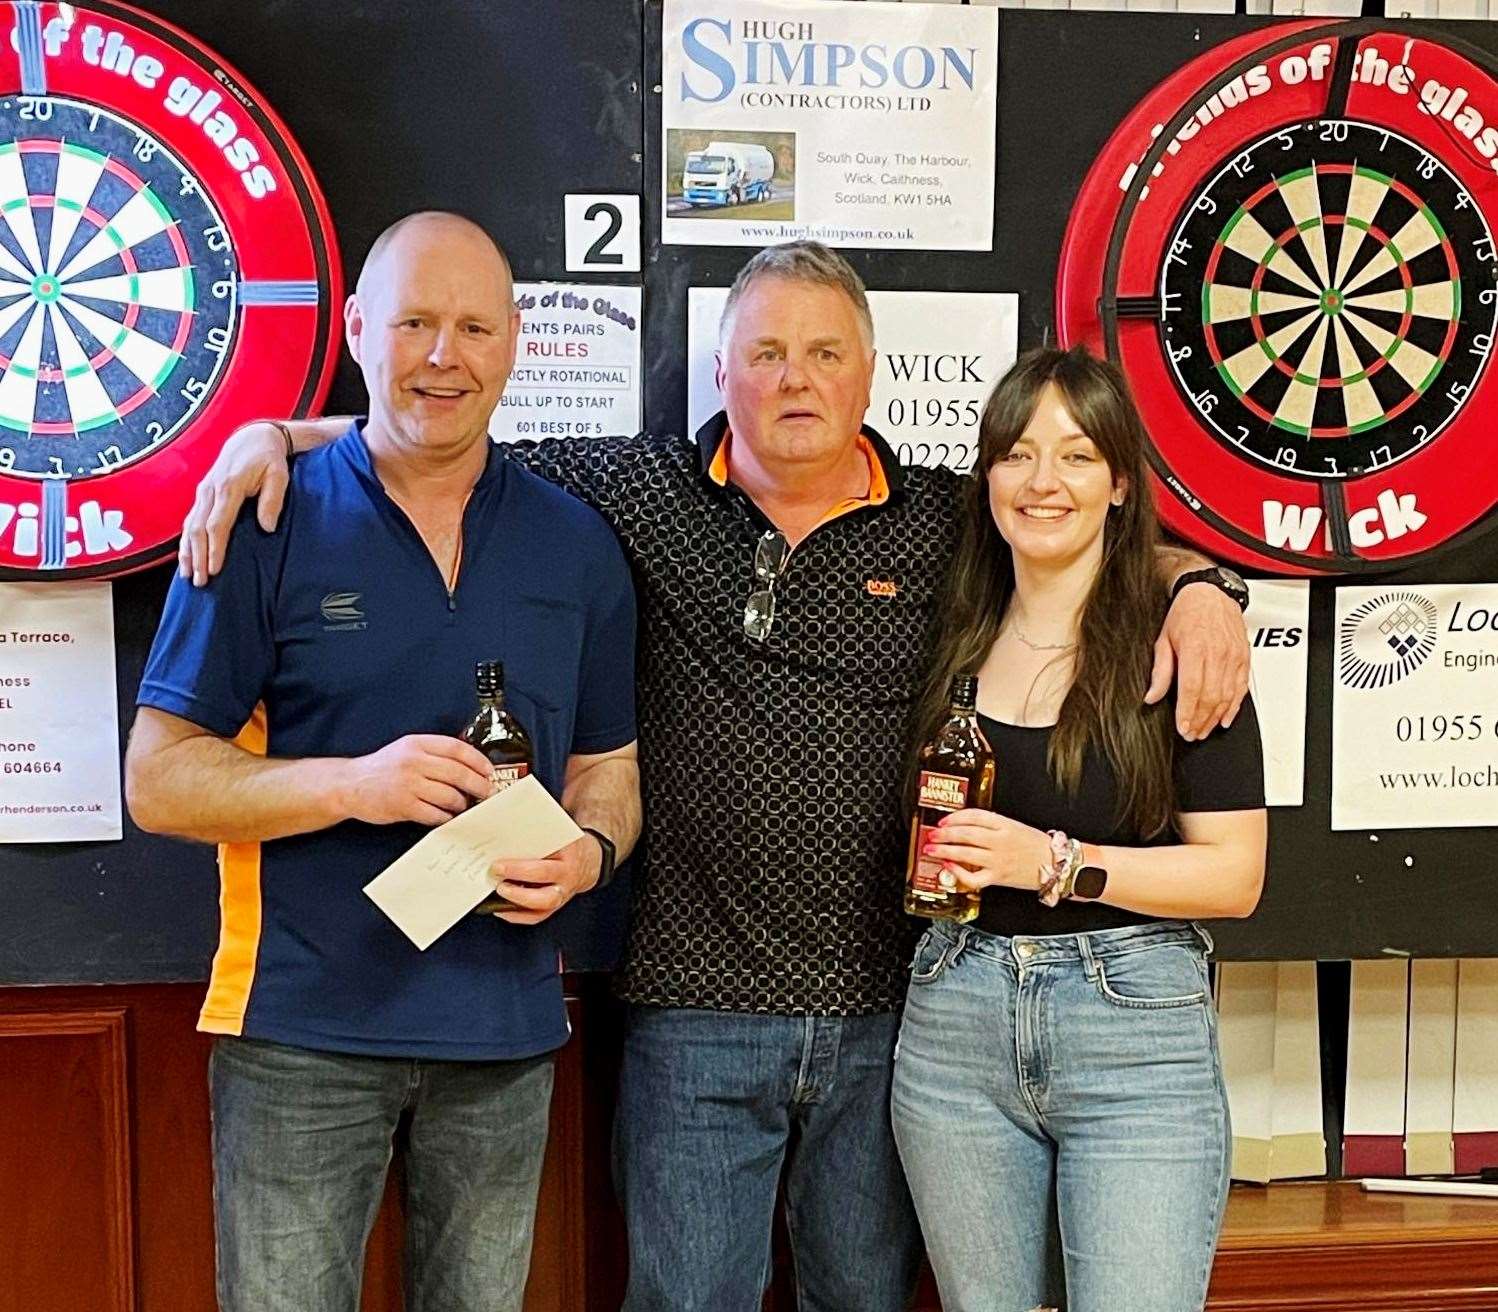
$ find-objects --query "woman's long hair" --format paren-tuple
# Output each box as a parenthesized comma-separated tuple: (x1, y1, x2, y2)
(910, 345, 1177, 837)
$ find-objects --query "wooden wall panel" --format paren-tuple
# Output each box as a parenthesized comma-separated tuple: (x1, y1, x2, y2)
(0, 1007, 135, 1312)
(120, 987, 216, 1312)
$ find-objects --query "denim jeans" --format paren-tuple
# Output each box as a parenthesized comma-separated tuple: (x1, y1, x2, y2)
(211, 1036, 554, 1312)
(614, 1005, 923, 1312)
(890, 920, 1230, 1312)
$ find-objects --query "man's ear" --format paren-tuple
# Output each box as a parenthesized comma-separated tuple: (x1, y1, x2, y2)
(344, 293, 365, 365)
(713, 350, 725, 395)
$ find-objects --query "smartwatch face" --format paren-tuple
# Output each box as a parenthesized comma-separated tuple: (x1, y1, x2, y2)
(1073, 867, 1108, 900)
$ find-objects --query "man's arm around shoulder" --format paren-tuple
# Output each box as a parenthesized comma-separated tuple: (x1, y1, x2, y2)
(181, 418, 651, 585)
(1147, 540, 1251, 739)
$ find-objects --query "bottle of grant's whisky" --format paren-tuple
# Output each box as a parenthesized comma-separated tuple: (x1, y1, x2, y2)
(904, 674, 994, 923)
(460, 660, 533, 915)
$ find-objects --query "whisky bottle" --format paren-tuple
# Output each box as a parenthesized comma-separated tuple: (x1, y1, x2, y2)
(904, 673, 995, 923)
(460, 660, 534, 915)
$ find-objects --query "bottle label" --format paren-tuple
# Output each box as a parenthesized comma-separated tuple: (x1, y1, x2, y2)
(911, 771, 967, 894)
(918, 771, 968, 811)
(490, 762, 530, 792)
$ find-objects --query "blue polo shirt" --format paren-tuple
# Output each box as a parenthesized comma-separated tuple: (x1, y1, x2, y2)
(137, 424, 636, 1060)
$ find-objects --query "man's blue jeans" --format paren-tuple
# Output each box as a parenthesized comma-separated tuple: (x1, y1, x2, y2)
(891, 920, 1231, 1312)
(615, 1005, 923, 1311)
(211, 1036, 554, 1312)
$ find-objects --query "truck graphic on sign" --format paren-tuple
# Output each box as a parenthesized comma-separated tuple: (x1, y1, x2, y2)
(681, 140, 775, 207)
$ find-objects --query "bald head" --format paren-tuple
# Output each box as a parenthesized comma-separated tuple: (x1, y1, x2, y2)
(345, 210, 523, 462)
(356, 211, 515, 307)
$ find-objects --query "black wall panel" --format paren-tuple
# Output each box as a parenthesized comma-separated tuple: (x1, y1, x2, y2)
(4, 4, 1495, 983)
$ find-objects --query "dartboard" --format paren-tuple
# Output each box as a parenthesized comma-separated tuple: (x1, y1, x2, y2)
(0, 0, 339, 579)
(1058, 21, 1498, 573)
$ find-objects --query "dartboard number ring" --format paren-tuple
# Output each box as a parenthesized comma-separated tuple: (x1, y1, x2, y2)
(0, 0, 340, 579)
(1165, 120, 1498, 480)
(1058, 22, 1498, 573)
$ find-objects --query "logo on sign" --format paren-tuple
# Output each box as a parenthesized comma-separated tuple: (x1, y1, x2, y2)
(1337, 591, 1439, 689)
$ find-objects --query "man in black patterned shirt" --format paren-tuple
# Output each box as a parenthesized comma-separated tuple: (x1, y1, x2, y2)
(180, 235, 1250, 1311)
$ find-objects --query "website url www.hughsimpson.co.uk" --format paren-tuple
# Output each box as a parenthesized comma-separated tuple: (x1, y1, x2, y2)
(1379, 766, 1498, 790)
(739, 223, 916, 242)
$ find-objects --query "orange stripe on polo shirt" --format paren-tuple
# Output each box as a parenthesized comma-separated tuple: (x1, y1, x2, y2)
(709, 431, 889, 525)
(198, 703, 268, 1036)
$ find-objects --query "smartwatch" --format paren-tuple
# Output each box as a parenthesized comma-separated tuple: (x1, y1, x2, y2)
(582, 827, 617, 889)
(1070, 866, 1109, 901)
(1170, 565, 1250, 612)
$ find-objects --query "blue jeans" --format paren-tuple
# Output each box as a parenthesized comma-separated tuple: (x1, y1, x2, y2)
(211, 1036, 554, 1312)
(614, 1005, 923, 1311)
(891, 920, 1230, 1312)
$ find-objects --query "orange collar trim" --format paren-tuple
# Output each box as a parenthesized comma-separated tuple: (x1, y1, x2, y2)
(707, 432, 732, 487)
(709, 430, 890, 527)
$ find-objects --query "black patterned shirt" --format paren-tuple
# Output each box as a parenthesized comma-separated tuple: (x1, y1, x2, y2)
(511, 415, 961, 1014)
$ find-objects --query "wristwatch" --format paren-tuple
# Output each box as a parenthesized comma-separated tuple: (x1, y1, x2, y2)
(1070, 866, 1109, 900)
(1171, 565, 1250, 612)
(582, 827, 616, 889)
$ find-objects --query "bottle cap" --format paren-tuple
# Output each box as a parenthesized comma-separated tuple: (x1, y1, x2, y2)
(950, 673, 978, 709)
(475, 660, 503, 694)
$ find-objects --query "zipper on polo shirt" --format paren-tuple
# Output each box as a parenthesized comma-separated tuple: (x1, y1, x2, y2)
(381, 487, 475, 617)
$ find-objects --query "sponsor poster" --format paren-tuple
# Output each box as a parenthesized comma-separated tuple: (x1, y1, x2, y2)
(662, 0, 998, 249)
(1333, 585, 1498, 829)
(489, 284, 643, 443)
(1245, 579, 1308, 808)
(0, 582, 122, 843)
(687, 287, 1017, 472)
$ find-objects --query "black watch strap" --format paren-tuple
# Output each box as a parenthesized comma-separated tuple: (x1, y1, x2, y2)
(582, 827, 616, 889)
(1170, 566, 1249, 612)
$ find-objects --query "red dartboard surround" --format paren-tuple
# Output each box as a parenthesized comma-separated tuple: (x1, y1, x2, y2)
(0, 0, 340, 579)
(1058, 21, 1498, 574)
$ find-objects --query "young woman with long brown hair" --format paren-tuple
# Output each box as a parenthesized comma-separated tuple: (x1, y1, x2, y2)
(890, 346, 1267, 1312)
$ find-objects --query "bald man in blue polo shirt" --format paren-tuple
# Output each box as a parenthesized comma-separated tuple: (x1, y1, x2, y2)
(125, 212, 640, 1312)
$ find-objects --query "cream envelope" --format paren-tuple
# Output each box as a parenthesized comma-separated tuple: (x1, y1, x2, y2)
(363, 774, 583, 950)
